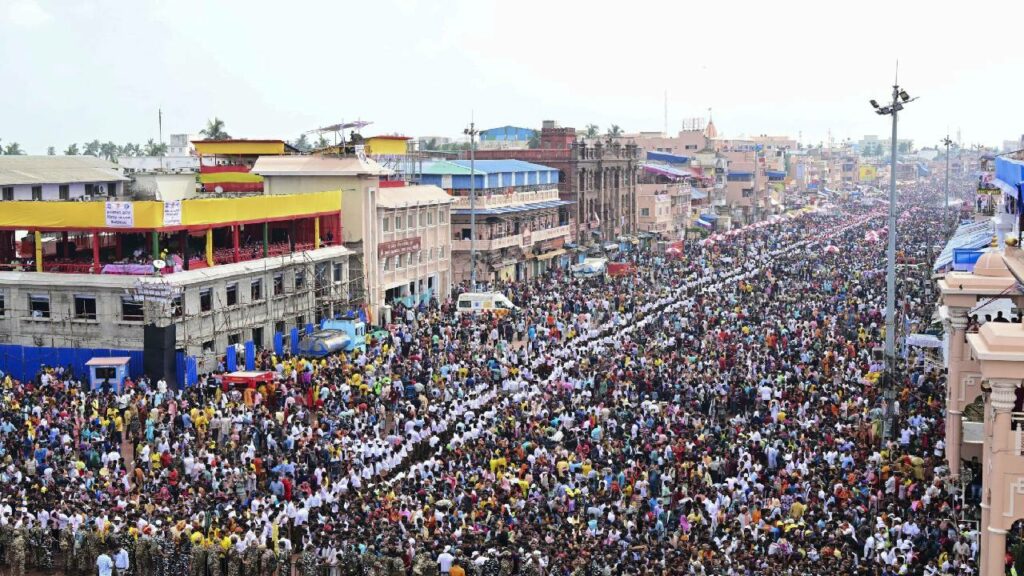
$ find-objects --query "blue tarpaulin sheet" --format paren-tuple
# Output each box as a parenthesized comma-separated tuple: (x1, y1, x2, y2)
(934, 220, 994, 271)
(0, 345, 144, 383)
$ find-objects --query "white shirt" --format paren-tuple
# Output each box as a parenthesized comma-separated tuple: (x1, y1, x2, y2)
(97, 553, 114, 576)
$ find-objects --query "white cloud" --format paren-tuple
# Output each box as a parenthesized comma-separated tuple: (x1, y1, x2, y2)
(3, 0, 52, 28)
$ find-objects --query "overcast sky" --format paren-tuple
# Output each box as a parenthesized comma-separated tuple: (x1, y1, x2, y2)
(2, 0, 1021, 154)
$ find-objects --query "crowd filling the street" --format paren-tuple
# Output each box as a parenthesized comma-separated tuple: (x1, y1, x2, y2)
(0, 184, 977, 575)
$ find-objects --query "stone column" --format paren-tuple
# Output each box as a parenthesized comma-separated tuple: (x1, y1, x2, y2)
(981, 378, 1018, 576)
(946, 307, 970, 476)
(985, 527, 1007, 576)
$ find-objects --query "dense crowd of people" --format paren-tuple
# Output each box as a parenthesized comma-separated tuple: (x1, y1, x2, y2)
(0, 186, 979, 575)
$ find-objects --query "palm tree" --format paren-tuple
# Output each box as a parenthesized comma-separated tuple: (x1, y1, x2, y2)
(100, 141, 119, 161)
(585, 124, 600, 138)
(313, 135, 330, 149)
(83, 140, 101, 157)
(527, 131, 541, 149)
(47, 146, 56, 156)
(64, 143, 80, 156)
(605, 125, 623, 138)
(144, 139, 168, 156)
(200, 117, 230, 140)
(2, 142, 24, 155)
(292, 134, 311, 152)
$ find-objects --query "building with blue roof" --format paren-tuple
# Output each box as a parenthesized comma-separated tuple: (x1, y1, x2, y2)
(424, 159, 575, 284)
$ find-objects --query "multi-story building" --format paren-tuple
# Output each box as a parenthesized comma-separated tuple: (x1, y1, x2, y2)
(420, 159, 573, 283)
(471, 121, 640, 245)
(194, 139, 297, 193)
(637, 153, 700, 239)
(937, 246, 1024, 576)
(253, 154, 452, 320)
(478, 126, 536, 150)
(0, 155, 354, 384)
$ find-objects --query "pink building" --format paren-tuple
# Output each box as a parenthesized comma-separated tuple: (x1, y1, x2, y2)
(939, 249, 1024, 575)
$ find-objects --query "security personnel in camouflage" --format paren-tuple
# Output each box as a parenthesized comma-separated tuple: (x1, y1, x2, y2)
(8, 529, 26, 576)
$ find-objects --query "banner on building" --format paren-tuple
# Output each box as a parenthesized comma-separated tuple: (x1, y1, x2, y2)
(105, 202, 134, 227)
(378, 237, 421, 258)
(163, 200, 182, 226)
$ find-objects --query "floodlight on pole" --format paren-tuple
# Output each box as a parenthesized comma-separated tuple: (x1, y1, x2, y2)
(464, 122, 479, 290)
(942, 136, 953, 221)
(869, 80, 915, 446)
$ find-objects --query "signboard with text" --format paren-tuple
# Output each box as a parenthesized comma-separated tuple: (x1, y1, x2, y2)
(378, 237, 421, 258)
(105, 202, 134, 227)
(163, 200, 182, 226)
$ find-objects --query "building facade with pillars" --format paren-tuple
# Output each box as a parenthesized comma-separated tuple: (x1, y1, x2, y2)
(939, 248, 1024, 576)
(0, 155, 354, 382)
(470, 120, 640, 246)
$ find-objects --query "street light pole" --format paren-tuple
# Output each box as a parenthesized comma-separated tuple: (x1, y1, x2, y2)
(464, 122, 479, 290)
(943, 136, 952, 222)
(870, 82, 916, 446)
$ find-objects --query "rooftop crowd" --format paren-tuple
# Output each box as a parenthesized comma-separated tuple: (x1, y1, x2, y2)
(0, 185, 976, 576)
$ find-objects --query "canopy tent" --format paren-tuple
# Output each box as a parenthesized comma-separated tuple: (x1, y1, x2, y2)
(641, 163, 697, 181)
(933, 220, 995, 272)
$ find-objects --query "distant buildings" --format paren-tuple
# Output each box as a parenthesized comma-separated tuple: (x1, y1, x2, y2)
(421, 159, 572, 283)
(473, 120, 640, 245)
(477, 126, 536, 150)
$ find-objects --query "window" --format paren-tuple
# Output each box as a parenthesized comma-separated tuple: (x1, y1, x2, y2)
(1, 187, 12, 201)
(0, 291, 5, 316)
(106, 183, 116, 197)
(250, 279, 263, 301)
(439, 246, 446, 259)
(29, 294, 50, 318)
(273, 274, 284, 296)
(427, 211, 434, 225)
(31, 186, 42, 201)
(171, 295, 183, 317)
(408, 214, 416, 229)
(199, 288, 212, 312)
(383, 257, 391, 271)
(202, 340, 214, 353)
(252, 327, 264, 348)
(417, 250, 423, 264)
(296, 315, 305, 329)
(121, 297, 143, 321)
(226, 283, 238, 306)
(395, 254, 403, 269)
(333, 263, 343, 282)
(274, 321, 286, 335)
(427, 247, 433, 261)
(382, 216, 390, 232)
(59, 185, 70, 200)
(74, 295, 97, 320)
(640, 208, 650, 217)
(294, 270, 306, 289)
(458, 300, 472, 309)
(395, 216, 403, 231)
(439, 210, 447, 224)
(419, 211, 426, 227)
(742, 188, 753, 198)
(227, 333, 241, 346)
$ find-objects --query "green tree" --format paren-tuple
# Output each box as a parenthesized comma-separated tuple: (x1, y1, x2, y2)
(64, 143, 80, 155)
(528, 130, 541, 149)
(100, 141, 119, 161)
(47, 146, 56, 155)
(200, 117, 230, 140)
(585, 124, 600, 138)
(313, 134, 330, 149)
(421, 138, 438, 151)
(83, 140, 101, 156)
(143, 139, 168, 156)
(291, 133, 311, 152)
(2, 142, 24, 155)
(605, 124, 623, 138)
(898, 140, 913, 154)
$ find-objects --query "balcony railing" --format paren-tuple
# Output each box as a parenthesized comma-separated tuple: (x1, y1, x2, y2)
(450, 187, 560, 209)
(451, 224, 572, 252)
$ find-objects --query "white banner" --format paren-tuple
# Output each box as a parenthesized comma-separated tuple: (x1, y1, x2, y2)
(105, 202, 134, 227)
(163, 200, 182, 226)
